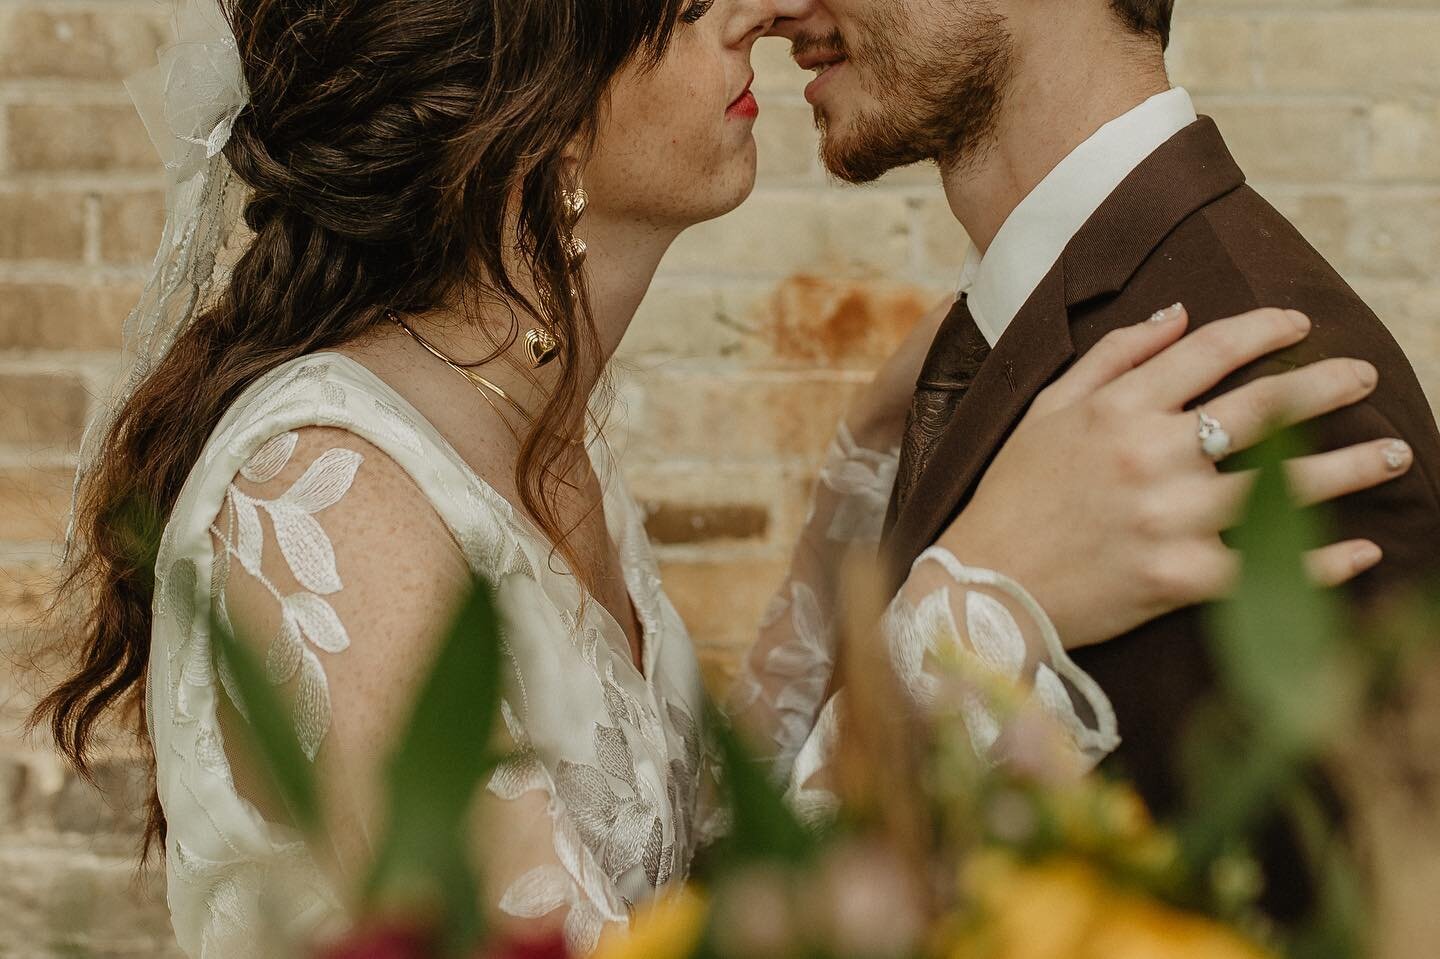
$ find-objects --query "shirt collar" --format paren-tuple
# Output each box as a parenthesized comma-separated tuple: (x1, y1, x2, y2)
(958, 86, 1199, 346)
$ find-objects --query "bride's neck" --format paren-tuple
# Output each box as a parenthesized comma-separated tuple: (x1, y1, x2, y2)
(578, 209, 680, 365)
(406, 210, 679, 415)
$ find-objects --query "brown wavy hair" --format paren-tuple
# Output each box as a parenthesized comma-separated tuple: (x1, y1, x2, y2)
(30, 0, 690, 861)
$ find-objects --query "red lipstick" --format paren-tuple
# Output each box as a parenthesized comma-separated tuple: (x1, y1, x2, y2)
(727, 76, 758, 119)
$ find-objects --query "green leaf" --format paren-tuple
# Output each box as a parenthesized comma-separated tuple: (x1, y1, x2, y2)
(211, 612, 323, 837)
(703, 702, 817, 867)
(362, 577, 505, 955)
(1284, 785, 1366, 959)
(1210, 426, 1348, 752)
(1181, 426, 1359, 882)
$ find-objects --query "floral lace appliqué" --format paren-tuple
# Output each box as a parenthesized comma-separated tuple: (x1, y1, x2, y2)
(211, 431, 362, 759)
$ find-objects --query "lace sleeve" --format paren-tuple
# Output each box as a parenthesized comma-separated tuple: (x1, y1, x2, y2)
(726, 422, 899, 782)
(727, 422, 1120, 806)
(209, 426, 628, 950)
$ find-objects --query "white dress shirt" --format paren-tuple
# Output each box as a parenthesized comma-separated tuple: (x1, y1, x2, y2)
(959, 86, 1199, 346)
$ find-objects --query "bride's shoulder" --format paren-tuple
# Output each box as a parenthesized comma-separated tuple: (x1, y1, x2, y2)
(167, 352, 525, 582)
(207, 352, 437, 469)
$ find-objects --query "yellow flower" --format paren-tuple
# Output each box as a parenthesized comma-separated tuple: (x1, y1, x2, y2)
(954, 854, 1108, 959)
(1086, 896, 1273, 959)
(592, 887, 708, 959)
(951, 855, 1274, 959)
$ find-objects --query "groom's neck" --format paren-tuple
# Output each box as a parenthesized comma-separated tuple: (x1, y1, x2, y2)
(940, 24, 1170, 255)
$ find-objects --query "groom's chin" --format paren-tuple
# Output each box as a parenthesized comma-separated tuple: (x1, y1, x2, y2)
(819, 131, 910, 185)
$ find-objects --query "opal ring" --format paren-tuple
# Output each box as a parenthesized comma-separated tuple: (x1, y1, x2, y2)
(1195, 408, 1232, 462)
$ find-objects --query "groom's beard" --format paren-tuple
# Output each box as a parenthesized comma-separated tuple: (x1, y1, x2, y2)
(814, 6, 1015, 184)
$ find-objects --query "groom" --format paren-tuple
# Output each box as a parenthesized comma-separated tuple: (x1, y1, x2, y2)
(771, 0, 1440, 919)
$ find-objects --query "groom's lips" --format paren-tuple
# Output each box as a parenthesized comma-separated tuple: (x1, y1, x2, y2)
(794, 51, 848, 105)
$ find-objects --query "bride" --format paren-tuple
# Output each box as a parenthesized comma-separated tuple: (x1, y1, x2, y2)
(35, 0, 1414, 955)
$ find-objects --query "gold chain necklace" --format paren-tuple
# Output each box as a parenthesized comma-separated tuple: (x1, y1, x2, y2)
(387, 310, 531, 439)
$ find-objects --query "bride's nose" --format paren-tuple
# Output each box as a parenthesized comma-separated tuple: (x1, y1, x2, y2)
(766, 0, 815, 36)
(736, 0, 778, 43)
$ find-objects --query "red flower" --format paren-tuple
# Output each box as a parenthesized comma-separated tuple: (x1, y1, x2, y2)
(317, 924, 436, 959)
(480, 932, 570, 959)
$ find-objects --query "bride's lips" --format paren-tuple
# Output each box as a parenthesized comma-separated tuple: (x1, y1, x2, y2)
(726, 74, 758, 119)
(794, 49, 848, 105)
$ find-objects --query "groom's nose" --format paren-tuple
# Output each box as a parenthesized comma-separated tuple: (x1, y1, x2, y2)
(765, 0, 816, 38)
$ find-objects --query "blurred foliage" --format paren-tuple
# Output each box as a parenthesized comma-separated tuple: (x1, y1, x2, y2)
(215, 578, 506, 957)
(213, 426, 1440, 959)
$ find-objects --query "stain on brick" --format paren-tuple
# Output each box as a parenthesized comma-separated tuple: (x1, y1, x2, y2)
(766, 273, 932, 366)
(643, 502, 770, 545)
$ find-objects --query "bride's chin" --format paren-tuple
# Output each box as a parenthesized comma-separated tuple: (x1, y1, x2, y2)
(691, 150, 759, 227)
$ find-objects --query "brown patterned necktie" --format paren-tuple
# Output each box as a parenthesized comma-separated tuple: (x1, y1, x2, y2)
(892, 294, 993, 515)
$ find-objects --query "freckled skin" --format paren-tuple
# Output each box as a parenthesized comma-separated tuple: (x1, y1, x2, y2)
(584, 0, 767, 231)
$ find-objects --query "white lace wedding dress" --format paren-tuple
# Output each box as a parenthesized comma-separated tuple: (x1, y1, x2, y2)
(149, 352, 1119, 958)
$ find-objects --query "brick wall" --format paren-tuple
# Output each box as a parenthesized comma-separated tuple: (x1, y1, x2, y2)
(2, 1, 1438, 955)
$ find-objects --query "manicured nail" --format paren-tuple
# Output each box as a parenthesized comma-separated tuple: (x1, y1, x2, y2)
(1147, 302, 1184, 323)
(1352, 360, 1379, 389)
(1353, 542, 1383, 572)
(1286, 309, 1311, 333)
(1383, 440, 1412, 472)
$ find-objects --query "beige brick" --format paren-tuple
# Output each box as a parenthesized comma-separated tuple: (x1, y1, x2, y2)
(1344, 191, 1440, 280)
(0, 282, 138, 352)
(1201, 99, 1366, 182)
(622, 283, 763, 362)
(1166, 14, 1254, 94)
(664, 192, 828, 274)
(99, 190, 165, 265)
(0, 466, 72, 542)
(0, 558, 58, 630)
(0, 191, 86, 260)
(754, 101, 819, 181)
(1266, 192, 1352, 273)
(1259, 14, 1440, 96)
(752, 37, 807, 95)
(0, 6, 169, 82)
(1371, 100, 1440, 181)
(0, 373, 90, 447)
(6, 103, 155, 173)
(635, 372, 862, 462)
(820, 189, 914, 273)
(1355, 279, 1440, 372)
(658, 556, 788, 649)
(0, 846, 178, 952)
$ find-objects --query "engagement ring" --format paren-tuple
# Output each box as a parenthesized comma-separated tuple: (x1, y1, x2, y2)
(1195, 408, 1232, 462)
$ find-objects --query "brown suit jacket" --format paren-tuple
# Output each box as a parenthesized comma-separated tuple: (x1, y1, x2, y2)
(883, 117, 1440, 917)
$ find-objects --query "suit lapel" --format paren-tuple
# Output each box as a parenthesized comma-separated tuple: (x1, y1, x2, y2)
(883, 117, 1248, 585)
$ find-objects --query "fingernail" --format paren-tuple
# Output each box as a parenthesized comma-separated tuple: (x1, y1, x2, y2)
(1352, 360, 1378, 389)
(1147, 302, 1184, 324)
(1383, 439, 1412, 472)
(1353, 542, 1383, 572)
(1287, 310, 1312, 333)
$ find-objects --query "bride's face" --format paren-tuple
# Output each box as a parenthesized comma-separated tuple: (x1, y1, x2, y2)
(583, 0, 776, 229)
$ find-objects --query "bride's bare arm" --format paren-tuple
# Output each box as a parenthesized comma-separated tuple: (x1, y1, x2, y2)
(212, 427, 627, 951)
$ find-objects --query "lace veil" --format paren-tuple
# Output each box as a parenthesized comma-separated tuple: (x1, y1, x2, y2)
(67, 0, 249, 556)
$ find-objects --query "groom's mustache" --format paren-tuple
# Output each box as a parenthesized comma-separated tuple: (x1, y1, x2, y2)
(790, 28, 850, 67)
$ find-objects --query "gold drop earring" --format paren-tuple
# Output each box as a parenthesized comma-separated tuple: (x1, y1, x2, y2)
(525, 186, 588, 369)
